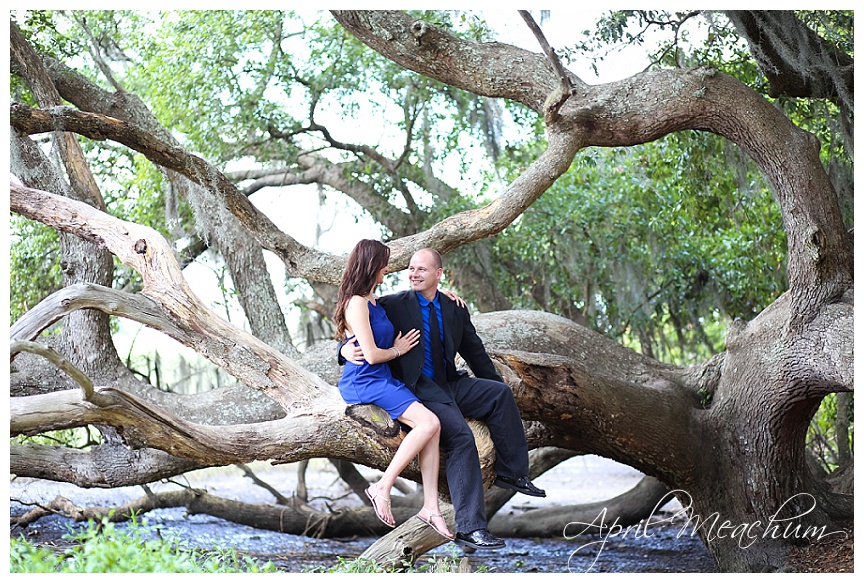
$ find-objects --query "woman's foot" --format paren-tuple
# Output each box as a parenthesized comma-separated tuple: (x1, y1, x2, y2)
(417, 507, 454, 540)
(364, 484, 395, 527)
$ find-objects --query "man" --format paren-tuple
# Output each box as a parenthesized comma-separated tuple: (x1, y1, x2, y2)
(340, 248, 544, 550)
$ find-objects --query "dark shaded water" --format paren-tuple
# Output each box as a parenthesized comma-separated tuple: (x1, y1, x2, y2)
(10, 456, 717, 573)
(10, 502, 716, 573)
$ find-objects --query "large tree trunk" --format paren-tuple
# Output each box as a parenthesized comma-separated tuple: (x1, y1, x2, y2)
(474, 301, 852, 570)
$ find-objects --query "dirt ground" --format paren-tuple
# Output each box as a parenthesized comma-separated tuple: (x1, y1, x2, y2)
(786, 519, 854, 573)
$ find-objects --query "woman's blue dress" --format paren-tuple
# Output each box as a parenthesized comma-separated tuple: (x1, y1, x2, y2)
(339, 300, 419, 419)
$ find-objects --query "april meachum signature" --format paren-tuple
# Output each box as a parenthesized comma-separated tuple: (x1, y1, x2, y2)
(563, 490, 848, 572)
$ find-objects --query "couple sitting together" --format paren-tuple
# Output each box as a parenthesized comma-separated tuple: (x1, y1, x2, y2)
(333, 239, 544, 550)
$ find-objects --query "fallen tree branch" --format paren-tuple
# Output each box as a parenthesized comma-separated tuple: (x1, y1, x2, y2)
(9, 385, 394, 468)
(9, 443, 204, 487)
(10, 180, 336, 411)
(10, 486, 431, 539)
(488, 475, 672, 538)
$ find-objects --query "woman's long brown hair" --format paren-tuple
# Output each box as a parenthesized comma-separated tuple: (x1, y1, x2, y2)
(334, 239, 390, 341)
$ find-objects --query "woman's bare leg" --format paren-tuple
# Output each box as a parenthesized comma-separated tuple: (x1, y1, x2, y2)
(415, 426, 453, 538)
(367, 402, 439, 526)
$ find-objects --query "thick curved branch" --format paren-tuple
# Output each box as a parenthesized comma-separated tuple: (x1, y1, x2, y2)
(9, 386, 352, 466)
(331, 10, 576, 111)
(11, 104, 582, 280)
(10, 181, 335, 411)
(334, 9, 852, 321)
(11, 282, 182, 343)
(10, 443, 204, 488)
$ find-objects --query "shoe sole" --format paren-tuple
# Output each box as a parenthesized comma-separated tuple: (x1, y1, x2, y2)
(455, 538, 506, 550)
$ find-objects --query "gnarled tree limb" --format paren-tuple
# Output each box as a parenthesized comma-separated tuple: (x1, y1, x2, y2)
(10, 181, 331, 411)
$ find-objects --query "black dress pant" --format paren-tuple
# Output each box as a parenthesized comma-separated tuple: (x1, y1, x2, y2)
(419, 374, 529, 533)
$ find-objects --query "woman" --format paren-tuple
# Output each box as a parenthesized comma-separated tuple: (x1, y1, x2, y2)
(334, 239, 453, 540)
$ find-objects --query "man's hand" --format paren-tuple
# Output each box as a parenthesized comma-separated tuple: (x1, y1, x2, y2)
(340, 339, 365, 364)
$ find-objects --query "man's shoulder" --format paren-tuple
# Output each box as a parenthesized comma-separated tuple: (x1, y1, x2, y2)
(379, 290, 414, 305)
(440, 293, 470, 316)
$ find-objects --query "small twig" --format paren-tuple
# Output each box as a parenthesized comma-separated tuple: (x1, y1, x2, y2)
(237, 463, 291, 505)
(71, 13, 125, 93)
(308, 491, 356, 504)
(518, 10, 574, 121)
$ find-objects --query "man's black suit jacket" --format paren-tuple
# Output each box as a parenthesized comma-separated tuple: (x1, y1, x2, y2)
(378, 290, 502, 403)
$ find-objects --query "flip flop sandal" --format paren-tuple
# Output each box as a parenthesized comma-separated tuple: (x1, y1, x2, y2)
(417, 507, 454, 540)
(365, 485, 395, 528)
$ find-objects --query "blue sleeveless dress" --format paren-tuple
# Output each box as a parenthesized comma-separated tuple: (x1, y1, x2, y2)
(338, 300, 419, 419)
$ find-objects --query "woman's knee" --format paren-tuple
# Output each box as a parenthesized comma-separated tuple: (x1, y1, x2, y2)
(402, 403, 440, 436)
(418, 408, 441, 437)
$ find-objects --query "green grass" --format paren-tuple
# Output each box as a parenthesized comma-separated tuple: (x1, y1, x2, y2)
(10, 515, 278, 573)
(306, 549, 490, 573)
(11, 514, 491, 574)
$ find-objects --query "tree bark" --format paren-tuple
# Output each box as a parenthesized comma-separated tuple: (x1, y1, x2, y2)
(10, 24, 118, 383)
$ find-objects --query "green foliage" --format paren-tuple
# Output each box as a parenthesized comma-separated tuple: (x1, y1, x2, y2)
(9, 215, 62, 324)
(308, 549, 488, 573)
(11, 427, 97, 449)
(491, 131, 786, 364)
(10, 516, 278, 573)
(807, 394, 854, 472)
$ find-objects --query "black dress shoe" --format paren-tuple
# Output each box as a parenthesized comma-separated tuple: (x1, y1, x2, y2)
(455, 528, 505, 550)
(493, 475, 547, 497)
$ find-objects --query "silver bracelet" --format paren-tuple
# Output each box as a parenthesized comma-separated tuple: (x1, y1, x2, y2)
(392, 347, 400, 358)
